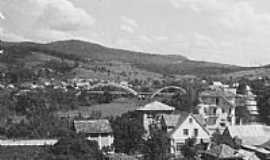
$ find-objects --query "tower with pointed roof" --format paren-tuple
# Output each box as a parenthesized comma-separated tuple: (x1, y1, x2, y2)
(136, 101, 175, 135)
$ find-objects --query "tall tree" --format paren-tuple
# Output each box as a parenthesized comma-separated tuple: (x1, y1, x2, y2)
(180, 138, 197, 160)
(144, 130, 171, 160)
(111, 111, 145, 154)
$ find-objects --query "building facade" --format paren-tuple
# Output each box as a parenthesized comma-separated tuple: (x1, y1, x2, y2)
(136, 101, 175, 135)
(196, 82, 259, 133)
(161, 113, 210, 155)
(74, 119, 114, 150)
(197, 84, 237, 133)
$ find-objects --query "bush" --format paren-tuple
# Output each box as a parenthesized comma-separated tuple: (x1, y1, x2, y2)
(38, 136, 104, 160)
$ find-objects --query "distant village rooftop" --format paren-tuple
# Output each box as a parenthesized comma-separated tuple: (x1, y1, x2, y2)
(199, 88, 236, 98)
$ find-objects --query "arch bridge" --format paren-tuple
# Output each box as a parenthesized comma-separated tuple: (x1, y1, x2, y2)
(87, 83, 186, 99)
(150, 86, 186, 99)
(88, 82, 138, 96)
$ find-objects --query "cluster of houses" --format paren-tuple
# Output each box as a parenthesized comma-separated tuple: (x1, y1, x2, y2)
(52, 81, 270, 159)
(135, 82, 270, 159)
(1, 81, 270, 160)
(0, 77, 133, 99)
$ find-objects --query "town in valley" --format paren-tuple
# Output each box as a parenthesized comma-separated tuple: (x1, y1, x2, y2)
(0, 42, 270, 160)
(2, 0, 270, 159)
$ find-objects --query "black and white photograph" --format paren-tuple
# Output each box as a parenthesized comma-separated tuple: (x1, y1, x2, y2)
(0, 0, 270, 159)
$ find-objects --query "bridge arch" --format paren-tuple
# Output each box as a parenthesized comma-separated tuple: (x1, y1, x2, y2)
(151, 86, 186, 98)
(88, 82, 138, 96)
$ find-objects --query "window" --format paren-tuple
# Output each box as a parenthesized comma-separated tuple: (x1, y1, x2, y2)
(204, 108, 207, 114)
(183, 129, 189, 136)
(213, 108, 217, 115)
(222, 108, 225, 113)
(189, 118, 193, 123)
(176, 143, 183, 152)
(147, 114, 153, 118)
(194, 129, 199, 137)
(227, 117, 232, 122)
(229, 108, 232, 114)
(216, 98, 220, 105)
(220, 122, 226, 127)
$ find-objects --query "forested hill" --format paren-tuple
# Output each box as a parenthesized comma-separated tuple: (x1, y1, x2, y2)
(0, 39, 250, 76)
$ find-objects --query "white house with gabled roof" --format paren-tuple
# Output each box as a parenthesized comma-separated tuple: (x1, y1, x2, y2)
(161, 112, 210, 155)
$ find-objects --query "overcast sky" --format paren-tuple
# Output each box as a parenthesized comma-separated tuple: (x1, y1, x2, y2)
(1, 0, 270, 66)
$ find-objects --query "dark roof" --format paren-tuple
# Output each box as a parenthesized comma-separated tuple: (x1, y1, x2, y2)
(259, 139, 270, 150)
(200, 89, 235, 107)
(162, 114, 182, 127)
(74, 119, 113, 134)
(205, 144, 241, 159)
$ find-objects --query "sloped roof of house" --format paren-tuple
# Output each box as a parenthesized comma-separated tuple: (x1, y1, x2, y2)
(259, 139, 270, 150)
(165, 112, 210, 136)
(237, 149, 260, 160)
(193, 114, 206, 126)
(162, 112, 188, 128)
(225, 124, 270, 146)
(242, 144, 270, 155)
(74, 119, 113, 134)
(136, 101, 175, 111)
(199, 89, 236, 107)
(205, 144, 241, 159)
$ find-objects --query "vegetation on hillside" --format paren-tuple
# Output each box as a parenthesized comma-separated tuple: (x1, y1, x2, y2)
(1, 40, 249, 77)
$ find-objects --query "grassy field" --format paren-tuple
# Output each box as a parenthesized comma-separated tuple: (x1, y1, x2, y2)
(56, 98, 146, 118)
(79, 98, 140, 117)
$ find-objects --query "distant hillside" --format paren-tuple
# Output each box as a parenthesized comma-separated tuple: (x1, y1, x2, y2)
(215, 66, 270, 80)
(0, 39, 253, 77)
(1, 40, 187, 65)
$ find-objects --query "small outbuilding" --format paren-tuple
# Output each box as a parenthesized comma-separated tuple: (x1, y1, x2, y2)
(74, 119, 114, 150)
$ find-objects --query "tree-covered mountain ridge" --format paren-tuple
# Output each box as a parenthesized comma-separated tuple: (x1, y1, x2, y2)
(1, 39, 269, 77)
